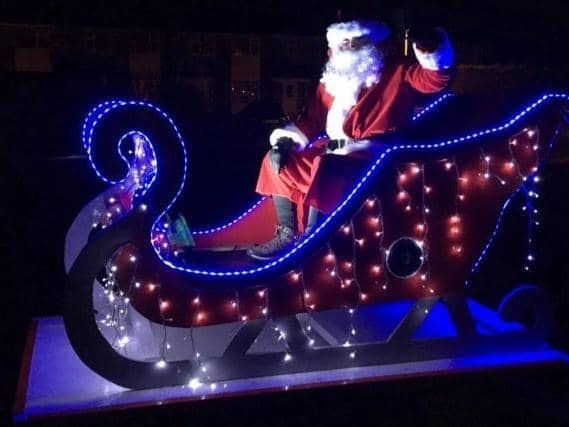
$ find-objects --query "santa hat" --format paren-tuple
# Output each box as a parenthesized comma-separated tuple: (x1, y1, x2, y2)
(326, 20, 390, 49)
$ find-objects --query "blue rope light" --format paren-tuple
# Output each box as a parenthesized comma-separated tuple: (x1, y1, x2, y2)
(469, 188, 519, 275)
(82, 93, 569, 279)
(191, 92, 454, 235)
(411, 92, 454, 121)
(192, 197, 268, 235)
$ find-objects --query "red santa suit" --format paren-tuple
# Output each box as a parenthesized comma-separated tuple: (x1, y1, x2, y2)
(256, 24, 454, 215)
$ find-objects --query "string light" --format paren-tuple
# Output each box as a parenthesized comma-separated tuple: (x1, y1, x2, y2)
(83, 94, 561, 377)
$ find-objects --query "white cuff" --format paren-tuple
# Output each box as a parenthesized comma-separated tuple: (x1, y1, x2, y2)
(413, 30, 454, 71)
(269, 123, 309, 149)
(331, 139, 371, 155)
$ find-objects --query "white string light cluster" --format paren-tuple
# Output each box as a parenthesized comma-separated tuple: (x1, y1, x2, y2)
(96, 246, 145, 352)
(91, 133, 157, 231)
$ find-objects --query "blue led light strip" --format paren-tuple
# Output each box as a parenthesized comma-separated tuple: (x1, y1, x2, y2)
(411, 93, 454, 121)
(191, 93, 453, 235)
(83, 93, 568, 278)
(192, 197, 267, 235)
(162, 93, 568, 277)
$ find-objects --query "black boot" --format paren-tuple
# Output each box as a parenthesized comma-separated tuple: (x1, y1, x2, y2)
(247, 196, 298, 260)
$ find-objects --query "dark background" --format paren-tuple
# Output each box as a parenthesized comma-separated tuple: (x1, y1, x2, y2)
(2, 0, 569, 425)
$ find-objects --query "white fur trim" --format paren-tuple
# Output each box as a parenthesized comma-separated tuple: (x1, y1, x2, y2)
(412, 30, 454, 71)
(326, 20, 390, 48)
(326, 99, 352, 140)
(269, 124, 309, 149)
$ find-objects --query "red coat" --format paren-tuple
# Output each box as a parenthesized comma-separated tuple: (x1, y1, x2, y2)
(256, 57, 453, 215)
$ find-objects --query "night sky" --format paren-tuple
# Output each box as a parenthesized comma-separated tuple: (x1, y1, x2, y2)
(0, 0, 569, 56)
(1, 0, 569, 65)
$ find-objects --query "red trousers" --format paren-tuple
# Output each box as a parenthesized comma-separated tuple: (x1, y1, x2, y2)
(255, 141, 372, 215)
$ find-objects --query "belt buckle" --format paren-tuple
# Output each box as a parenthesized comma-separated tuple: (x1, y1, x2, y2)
(328, 139, 347, 151)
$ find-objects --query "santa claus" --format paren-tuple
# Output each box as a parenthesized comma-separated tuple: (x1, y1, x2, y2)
(248, 20, 454, 260)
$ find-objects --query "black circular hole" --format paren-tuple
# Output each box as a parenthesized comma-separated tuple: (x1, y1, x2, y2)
(386, 237, 425, 279)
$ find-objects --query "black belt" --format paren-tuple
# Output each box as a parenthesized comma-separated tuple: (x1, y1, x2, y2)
(326, 139, 349, 151)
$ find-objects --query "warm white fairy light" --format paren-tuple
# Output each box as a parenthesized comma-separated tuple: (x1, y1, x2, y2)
(117, 336, 130, 347)
(89, 119, 549, 372)
(188, 377, 203, 390)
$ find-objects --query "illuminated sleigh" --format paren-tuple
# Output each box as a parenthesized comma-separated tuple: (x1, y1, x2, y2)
(65, 93, 569, 389)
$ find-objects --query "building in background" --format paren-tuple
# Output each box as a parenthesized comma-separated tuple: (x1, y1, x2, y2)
(0, 22, 324, 116)
(2, 22, 567, 116)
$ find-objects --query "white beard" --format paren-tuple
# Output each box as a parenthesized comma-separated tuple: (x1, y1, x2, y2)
(320, 45, 383, 140)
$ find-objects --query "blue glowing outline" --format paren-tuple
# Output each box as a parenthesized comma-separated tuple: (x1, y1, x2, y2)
(411, 92, 454, 121)
(82, 93, 569, 278)
(191, 92, 454, 235)
(468, 188, 519, 275)
(192, 197, 267, 235)
(161, 93, 569, 276)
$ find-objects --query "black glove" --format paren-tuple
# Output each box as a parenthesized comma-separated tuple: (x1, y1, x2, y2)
(410, 27, 444, 53)
(269, 137, 295, 174)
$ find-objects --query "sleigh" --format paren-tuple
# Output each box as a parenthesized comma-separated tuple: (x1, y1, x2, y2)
(64, 92, 569, 390)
